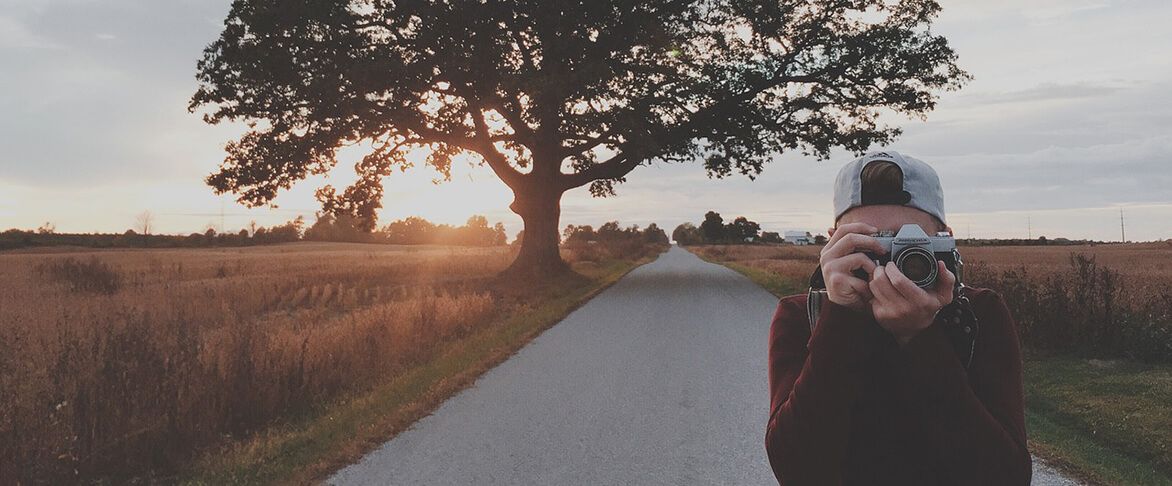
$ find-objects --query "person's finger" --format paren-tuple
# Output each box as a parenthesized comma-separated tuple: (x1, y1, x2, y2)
(884, 261, 929, 303)
(846, 277, 873, 302)
(824, 252, 879, 281)
(829, 272, 872, 303)
(821, 233, 887, 261)
(824, 222, 877, 249)
(869, 264, 897, 304)
(868, 270, 895, 320)
(933, 260, 956, 305)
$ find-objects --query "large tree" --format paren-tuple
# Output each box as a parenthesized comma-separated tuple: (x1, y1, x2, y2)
(190, 0, 968, 280)
(700, 210, 726, 243)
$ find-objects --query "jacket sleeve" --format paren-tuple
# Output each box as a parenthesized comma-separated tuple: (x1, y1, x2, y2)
(764, 295, 889, 485)
(892, 288, 1032, 485)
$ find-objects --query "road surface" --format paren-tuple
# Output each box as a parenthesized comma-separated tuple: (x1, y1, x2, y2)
(329, 244, 1080, 485)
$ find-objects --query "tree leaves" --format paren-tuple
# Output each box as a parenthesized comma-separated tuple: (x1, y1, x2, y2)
(191, 0, 969, 227)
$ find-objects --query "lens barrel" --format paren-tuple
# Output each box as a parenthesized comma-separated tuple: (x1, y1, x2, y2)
(894, 247, 938, 288)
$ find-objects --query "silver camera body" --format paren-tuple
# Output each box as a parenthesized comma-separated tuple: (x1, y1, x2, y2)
(863, 223, 963, 289)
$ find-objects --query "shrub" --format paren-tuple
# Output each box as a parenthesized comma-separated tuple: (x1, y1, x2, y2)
(36, 257, 123, 294)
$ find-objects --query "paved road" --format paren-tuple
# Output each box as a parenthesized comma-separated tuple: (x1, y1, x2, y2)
(329, 244, 1080, 485)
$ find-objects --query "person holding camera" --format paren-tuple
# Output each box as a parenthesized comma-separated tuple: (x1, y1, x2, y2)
(763, 151, 1032, 485)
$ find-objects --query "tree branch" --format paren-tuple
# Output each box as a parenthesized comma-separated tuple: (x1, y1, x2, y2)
(468, 101, 527, 189)
(558, 152, 637, 190)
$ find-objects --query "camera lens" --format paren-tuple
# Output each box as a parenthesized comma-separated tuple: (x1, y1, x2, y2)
(895, 248, 938, 288)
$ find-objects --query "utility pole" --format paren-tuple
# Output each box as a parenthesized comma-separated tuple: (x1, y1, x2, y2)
(1120, 208, 1126, 243)
(1027, 215, 1032, 240)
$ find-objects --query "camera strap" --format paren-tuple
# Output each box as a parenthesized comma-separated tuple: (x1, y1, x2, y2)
(806, 265, 978, 372)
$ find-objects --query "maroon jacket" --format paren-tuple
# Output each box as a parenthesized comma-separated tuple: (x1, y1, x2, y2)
(764, 287, 1031, 485)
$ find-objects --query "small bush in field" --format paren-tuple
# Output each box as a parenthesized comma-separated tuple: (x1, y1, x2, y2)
(564, 241, 604, 263)
(36, 257, 123, 294)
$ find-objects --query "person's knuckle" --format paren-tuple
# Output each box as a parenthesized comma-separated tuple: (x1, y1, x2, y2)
(827, 273, 842, 288)
(823, 258, 841, 272)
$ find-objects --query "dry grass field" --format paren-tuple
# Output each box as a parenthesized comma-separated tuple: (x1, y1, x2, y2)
(692, 241, 1172, 363)
(961, 243, 1172, 310)
(692, 241, 1172, 360)
(0, 241, 660, 484)
(689, 241, 1172, 298)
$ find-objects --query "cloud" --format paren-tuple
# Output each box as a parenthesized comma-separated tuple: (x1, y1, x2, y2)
(933, 135, 1172, 212)
(0, 1, 239, 188)
(0, 15, 62, 49)
(964, 82, 1124, 105)
(1016, 1, 1112, 22)
(938, 0, 1113, 23)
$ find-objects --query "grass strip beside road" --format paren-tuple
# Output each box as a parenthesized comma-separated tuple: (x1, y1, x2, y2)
(180, 254, 660, 485)
(1023, 355, 1172, 485)
(689, 252, 806, 298)
(685, 245, 1172, 486)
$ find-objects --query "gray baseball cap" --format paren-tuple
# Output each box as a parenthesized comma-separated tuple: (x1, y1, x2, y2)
(833, 150, 946, 227)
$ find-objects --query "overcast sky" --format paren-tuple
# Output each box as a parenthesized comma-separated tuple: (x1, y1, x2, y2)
(1, 0, 1169, 242)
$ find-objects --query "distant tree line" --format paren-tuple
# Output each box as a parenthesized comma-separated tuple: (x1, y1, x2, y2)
(956, 236, 1134, 246)
(0, 213, 510, 251)
(7, 215, 1140, 252)
(555, 221, 671, 262)
(560, 221, 669, 247)
(304, 213, 509, 246)
(0, 217, 306, 251)
(1, 215, 681, 252)
(665, 211, 1139, 247)
(672, 210, 792, 245)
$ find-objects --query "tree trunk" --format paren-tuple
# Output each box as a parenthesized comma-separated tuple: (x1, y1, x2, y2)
(499, 185, 573, 281)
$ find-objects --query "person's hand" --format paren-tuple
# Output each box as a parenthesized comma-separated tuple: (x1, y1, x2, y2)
(868, 260, 956, 347)
(819, 222, 885, 314)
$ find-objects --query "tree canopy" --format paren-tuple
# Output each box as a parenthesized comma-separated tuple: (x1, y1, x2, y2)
(190, 0, 969, 233)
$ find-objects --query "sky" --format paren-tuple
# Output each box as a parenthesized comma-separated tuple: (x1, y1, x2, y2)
(1, 0, 1169, 242)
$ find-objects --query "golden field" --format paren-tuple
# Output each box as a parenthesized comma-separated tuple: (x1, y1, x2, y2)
(689, 241, 1172, 295)
(689, 241, 1172, 360)
(0, 241, 658, 483)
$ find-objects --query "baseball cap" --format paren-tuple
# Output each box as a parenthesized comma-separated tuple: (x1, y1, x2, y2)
(832, 150, 946, 227)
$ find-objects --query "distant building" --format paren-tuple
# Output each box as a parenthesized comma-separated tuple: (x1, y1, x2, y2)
(784, 230, 812, 245)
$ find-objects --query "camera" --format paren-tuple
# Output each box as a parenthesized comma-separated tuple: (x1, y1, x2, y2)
(853, 223, 963, 289)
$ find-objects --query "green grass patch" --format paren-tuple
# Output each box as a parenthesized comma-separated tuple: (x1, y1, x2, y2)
(1023, 354, 1172, 485)
(178, 254, 662, 485)
(1026, 407, 1170, 485)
